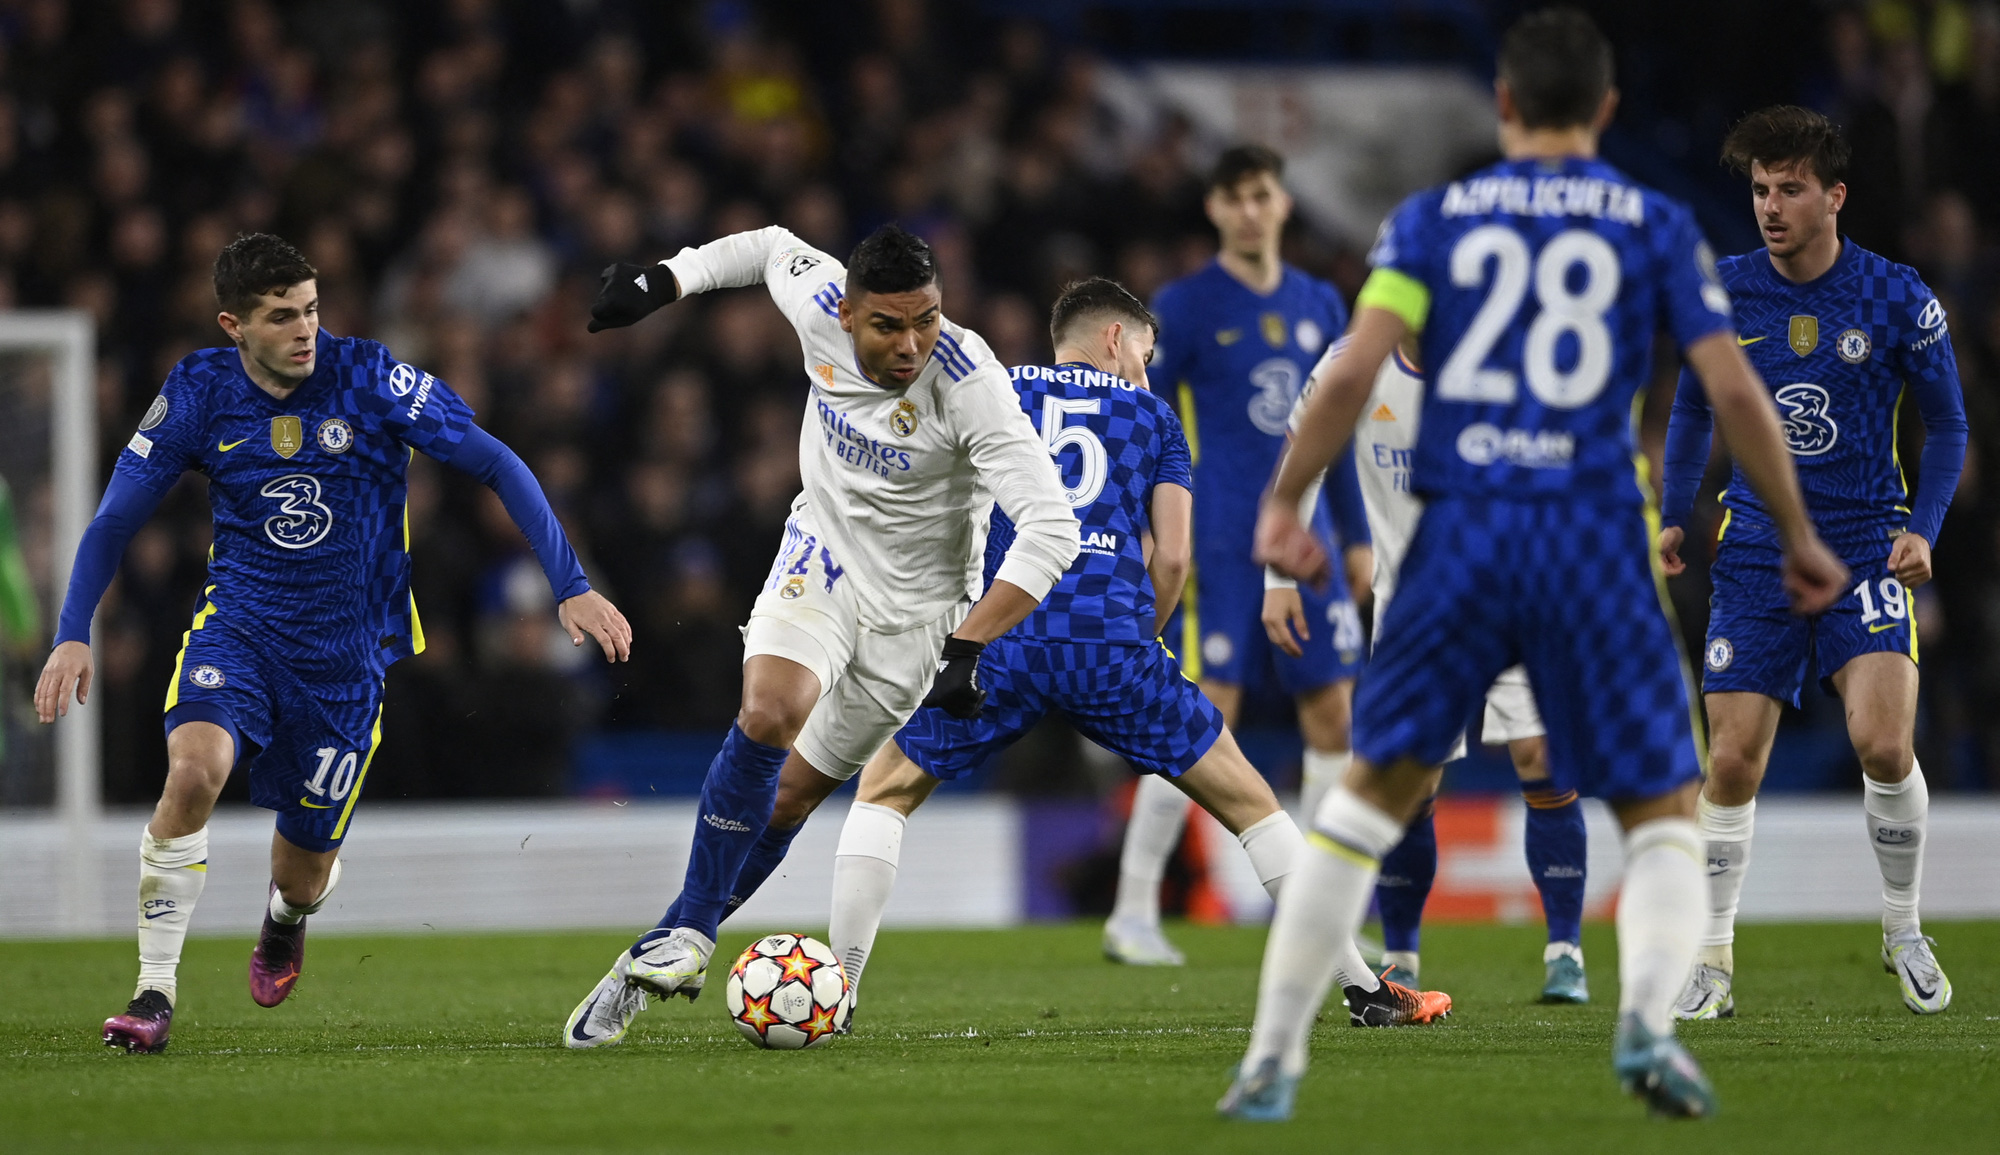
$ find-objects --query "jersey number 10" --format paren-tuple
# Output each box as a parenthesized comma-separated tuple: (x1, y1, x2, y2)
(1439, 226, 1621, 410)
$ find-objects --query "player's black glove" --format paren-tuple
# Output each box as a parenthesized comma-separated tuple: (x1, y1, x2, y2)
(921, 637, 987, 719)
(586, 262, 677, 332)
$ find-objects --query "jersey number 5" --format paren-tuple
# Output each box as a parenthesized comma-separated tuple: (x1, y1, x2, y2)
(1042, 397, 1107, 508)
(1438, 226, 1621, 409)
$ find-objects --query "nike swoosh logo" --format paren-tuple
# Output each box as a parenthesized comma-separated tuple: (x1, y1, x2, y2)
(1737, 336, 1766, 346)
(1909, 975, 1936, 1000)
(143, 910, 174, 920)
(298, 797, 333, 809)
(218, 438, 247, 451)
(1870, 622, 1901, 634)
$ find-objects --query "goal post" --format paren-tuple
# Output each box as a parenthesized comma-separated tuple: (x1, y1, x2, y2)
(0, 310, 99, 934)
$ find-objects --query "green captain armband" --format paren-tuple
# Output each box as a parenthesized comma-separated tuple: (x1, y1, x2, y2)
(1354, 266, 1430, 334)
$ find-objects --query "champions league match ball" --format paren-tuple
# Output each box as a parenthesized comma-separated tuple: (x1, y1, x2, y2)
(725, 933, 851, 1049)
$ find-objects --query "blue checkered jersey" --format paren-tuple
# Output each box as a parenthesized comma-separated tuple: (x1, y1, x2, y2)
(117, 331, 474, 680)
(980, 363, 1192, 645)
(1363, 156, 1734, 506)
(1149, 261, 1348, 562)
(1662, 242, 1966, 549)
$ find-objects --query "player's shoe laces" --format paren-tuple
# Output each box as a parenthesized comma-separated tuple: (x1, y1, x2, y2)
(1541, 944, 1590, 1004)
(1671, 963, 1735, 1021)
(102, 989, 173, 1054)
(564, 967, 651, 1049)
(249, 899, 308, 1008)
(619, 926, 715, 1001)
(1344, 974, 1452, 1027)
(1216, 1056, 1298, 1122)
(1379, 962, 1419, 988)
(1102, 917, 1185, 966)
(1613, 1012, 1717, 1119)
(1882, 932, 1952, 1014)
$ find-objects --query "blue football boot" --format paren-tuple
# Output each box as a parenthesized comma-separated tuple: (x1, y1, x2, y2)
(1613, 1012, 1717, 1119)
(1217, 1056, 1299, 1122)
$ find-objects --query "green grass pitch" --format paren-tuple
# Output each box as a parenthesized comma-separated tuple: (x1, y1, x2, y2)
(4, 921, 1996, 1153)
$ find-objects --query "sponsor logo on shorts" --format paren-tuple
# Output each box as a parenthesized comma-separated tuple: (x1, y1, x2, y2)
(703, 813, 752, 833)
(189, 664, 226, 688)
(317, 418, 353, 454)
(1705, 638, 1733, 672)
(1836, 328, 1871, 364)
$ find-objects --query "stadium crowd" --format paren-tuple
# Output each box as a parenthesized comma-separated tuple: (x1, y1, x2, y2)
(1, 0, 1998, 802)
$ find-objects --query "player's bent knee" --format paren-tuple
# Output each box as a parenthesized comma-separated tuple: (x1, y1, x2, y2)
(736, 700, 811, 749)
(1852, 735, 1913, 782)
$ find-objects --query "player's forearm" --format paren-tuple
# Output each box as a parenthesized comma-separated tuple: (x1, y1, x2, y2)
(1274, 310, 1401, 507)
(660, 226, 797, 299)
(954, 579, 1038, 644)
(1325, 448, 1371, 548)
(1909, 375, 1969, 546)
(54, 474, 165, 646)
(1687, 334, 1816, 548)
(1660, 379, 1715, 529)
(1146, 483, 1191, 638)
(443, 426, 591, 602)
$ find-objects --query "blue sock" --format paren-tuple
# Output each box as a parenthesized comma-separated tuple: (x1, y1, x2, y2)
(1375, 800, 1437, 954)
(1522, 782, 1587, 946)
(646, 724, 788, 945)
(650, 823, 805, 933)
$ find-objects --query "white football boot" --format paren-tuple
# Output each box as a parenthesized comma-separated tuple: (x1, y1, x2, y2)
(1102, 916, 1185, 966)
(1672, 962, 1735, 1020)
(561, 927, 716, 1049)
(1882, 932, 1952, 1014)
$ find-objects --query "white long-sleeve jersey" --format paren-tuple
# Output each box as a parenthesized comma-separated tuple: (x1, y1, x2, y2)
(660, 227, 1079, 633)
(1270, 340, 1425, 612)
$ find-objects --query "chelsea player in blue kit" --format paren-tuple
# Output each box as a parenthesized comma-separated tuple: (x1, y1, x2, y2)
(821, 279, 1445, 1025)
(1110, 145, 1370, 966)
(36, 235, 631, 1053)
(1222, 12, 1847, 1120)
(1659, 107, 1967, 1020)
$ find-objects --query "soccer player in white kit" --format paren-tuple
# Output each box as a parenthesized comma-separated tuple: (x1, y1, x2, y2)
(1270, 336, 1592, 1001)
(562, 224, 1078, 1047)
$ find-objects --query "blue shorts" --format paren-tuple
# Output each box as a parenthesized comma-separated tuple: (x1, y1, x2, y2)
(1173, 550, 1363, 692)
(1352, 497, 1701, 803)
(163, 611, 385, 852)
(1702, 538, 1917, 705)
(895, 637, 1225, 779)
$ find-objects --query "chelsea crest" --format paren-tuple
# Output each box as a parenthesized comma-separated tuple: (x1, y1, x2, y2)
(318, 418, 354, 454)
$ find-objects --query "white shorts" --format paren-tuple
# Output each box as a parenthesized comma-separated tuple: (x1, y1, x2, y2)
(742, 513, 967, 781)
(1479, 664, 1545, 745)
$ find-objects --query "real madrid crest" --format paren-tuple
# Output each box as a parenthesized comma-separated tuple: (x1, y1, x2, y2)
(270, 415, 303, 458)
(780, 576, 805, 600)
(1260, 312, 1288, 349)
(317, 417, 353, 454)
(890, 398, 919, 437)
(1788, 315, 1819, 357)
(1836, 328, 1870, 364)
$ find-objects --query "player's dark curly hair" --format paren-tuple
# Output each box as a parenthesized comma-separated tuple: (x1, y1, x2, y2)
(1207, 144, 1284, 192)
(213, 232, 317, 316)
(847, 224, 937, 297)
(1049, 277, 1158, 348)
(1721, 105, 1850, 190)
(1498, 8, 1614, 130)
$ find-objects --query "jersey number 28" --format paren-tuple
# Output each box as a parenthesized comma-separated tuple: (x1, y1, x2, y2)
(1438, 226, 1621, 409)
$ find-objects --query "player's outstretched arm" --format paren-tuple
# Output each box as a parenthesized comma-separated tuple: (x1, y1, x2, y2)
(1257, 307, 1403, 585)
(35, 474, 168, 721)
(1684, 332, 1848, 613)
(439, 425, 631, 662)
(588, 227, 817, 333)
(1147, 483, 1191, 641)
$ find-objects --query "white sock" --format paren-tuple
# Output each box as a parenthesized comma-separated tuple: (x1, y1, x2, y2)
(1299, 748, 1351, 835)
(1381, 949, 1420, 981)
(136, 827, 209, 1004)
(828, 801, 906, 996)
(1110, 773, 1189, 927)
(1236, 811, 1303, 901)
(1616, 817, 1706, 1037)
(1696, 794, 1754, 969)
(1243, 786, 1403, 1077)
(269, 858, 343, 925)
(1864, 762, 1928, 938)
